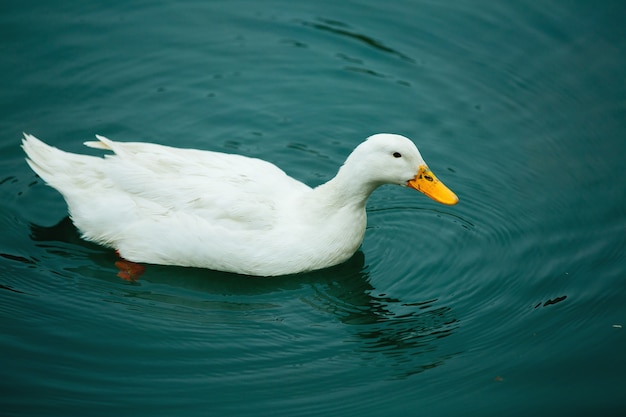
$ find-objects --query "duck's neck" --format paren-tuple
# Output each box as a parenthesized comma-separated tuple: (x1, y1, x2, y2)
(309, 164, 380, 211)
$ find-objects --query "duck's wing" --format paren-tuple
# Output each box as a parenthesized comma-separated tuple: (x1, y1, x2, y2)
(85, 136, 311, 231)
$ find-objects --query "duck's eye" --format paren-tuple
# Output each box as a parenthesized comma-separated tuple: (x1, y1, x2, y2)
(392, 152, 402, 158)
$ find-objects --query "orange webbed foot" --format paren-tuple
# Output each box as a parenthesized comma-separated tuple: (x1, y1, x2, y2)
(114, 250, 146, 281)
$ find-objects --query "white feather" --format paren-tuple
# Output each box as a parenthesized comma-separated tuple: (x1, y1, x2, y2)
(22, 132, 454, 276)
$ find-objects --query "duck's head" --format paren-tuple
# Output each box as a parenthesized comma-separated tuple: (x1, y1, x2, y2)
(349, 133, 459, 205)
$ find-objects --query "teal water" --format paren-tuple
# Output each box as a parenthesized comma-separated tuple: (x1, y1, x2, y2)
(1, 0, 626, 416)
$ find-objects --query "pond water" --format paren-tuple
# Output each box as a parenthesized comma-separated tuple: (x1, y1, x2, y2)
(1, 1, 625, 416)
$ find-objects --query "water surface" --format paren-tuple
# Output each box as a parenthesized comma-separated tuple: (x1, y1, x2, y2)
(1, 1, 625, 416)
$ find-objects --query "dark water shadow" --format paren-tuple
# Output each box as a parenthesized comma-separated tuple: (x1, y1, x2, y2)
(309, 260, 460, 378)
(30, 216, 460, 378)
(299, 17, 415, 63)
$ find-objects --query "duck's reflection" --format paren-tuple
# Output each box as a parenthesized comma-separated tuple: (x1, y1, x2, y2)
(31, 217, 459, 379)
(303, 254, 459, 378)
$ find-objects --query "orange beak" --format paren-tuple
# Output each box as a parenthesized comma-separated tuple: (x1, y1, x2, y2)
(407, 165, 459, 205)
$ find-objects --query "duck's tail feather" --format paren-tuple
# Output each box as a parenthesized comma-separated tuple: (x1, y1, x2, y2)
(22, 133, 68, 181)
(21, 133, 101, 187)
(84, 134, 114, 150)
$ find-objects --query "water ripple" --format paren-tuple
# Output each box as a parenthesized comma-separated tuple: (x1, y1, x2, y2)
(3, 1, 626, 415)
(299, 17, 415, 63)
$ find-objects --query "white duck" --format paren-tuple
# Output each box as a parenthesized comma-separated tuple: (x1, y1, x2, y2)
(22, 133, 458, 276)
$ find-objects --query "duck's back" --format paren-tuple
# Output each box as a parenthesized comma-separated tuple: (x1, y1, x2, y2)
(83, 136, 311, 224)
